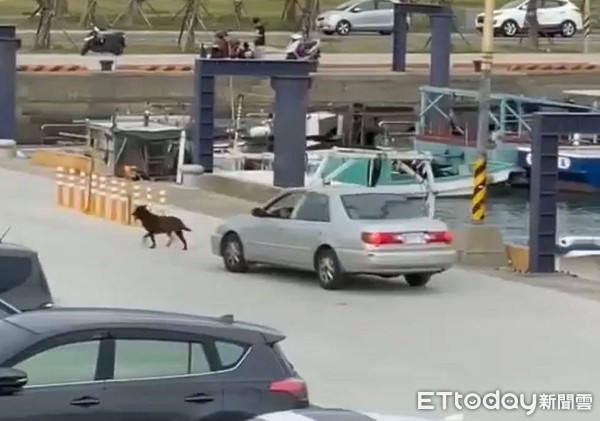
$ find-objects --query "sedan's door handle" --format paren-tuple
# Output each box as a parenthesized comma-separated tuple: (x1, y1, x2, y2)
(184, 393, 214, 403)
(70, 396, 100, 407)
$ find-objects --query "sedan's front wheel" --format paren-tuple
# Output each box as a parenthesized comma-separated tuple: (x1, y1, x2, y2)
(221, 233, 248, 273)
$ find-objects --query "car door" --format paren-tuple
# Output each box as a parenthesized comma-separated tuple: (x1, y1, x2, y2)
(247, 191, 305, 265)
(538, 0, 563, 28)
(283, 192, 332, 270)
(511, 0, 529, 28)
(373, 0, 395, 30)
(0, 333, 110, 421)
(100, 330, 225, 421)
(348, 0, 379, 29)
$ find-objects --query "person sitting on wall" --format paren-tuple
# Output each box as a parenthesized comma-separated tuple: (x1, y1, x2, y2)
(213, 30, 230, 58)
(253, 17, 266, 46)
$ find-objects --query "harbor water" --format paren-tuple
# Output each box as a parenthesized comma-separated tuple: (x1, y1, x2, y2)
(437, 189, 600, 244)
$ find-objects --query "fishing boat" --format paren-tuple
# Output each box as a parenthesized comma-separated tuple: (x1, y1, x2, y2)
(414, 85, 600, 192)
(215, 147, 514, 198)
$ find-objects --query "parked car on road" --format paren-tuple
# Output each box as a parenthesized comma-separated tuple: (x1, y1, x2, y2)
(0, 242, 54, 313)
(316, 0, 410, 36)
(0, 307, 308, 421)
(211, 186, 456, 290)
(475, 0, 582, 38)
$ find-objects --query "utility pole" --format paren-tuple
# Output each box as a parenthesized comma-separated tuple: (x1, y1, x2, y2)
(472, 0, 494, 224)
(583, 0, 591, 53)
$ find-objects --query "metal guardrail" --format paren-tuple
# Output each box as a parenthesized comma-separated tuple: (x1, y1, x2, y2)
(40, 124, 86, 145)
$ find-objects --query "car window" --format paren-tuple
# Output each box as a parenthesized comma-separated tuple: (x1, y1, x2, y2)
(264, 192, 304, 219)
(500, 0, 526, 9)
(294, 193, 330, 222)
(376, 0, 394, 10)
(0, 256, 33, 293)
(13, 340, 100, 386)
(190, 343, 211, 374)
(340, 193, 427, 220)
(355, 0, 376, 11)
(114, 339, 190, 379)
(215, 341, 247, 369)
(540, 0, 562, 8)
(335, 0, 358, 10)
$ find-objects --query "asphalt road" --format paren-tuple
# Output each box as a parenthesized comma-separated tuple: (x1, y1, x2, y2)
(15, 29, 599, 47)
(2, 164, 599, 421)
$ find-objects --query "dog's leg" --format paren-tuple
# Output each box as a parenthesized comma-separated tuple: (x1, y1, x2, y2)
(141, 232, 151, 245)
(175, 231, 188, 250)
(149, 233, 156, 249)
(166, 232, 173, 247)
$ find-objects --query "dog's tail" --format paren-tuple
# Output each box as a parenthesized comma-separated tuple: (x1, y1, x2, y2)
(182, 225, 192, 232)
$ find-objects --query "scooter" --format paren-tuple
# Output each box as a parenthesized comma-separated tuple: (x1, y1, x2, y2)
(285, 37, 321, 60)
(81, 26, 126, 56)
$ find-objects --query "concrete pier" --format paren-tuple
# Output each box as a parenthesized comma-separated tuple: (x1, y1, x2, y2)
(16, 67, 600, 142)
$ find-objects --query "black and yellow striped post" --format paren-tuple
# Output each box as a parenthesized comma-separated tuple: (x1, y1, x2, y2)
(471, 157, 486, 222)
(583, 0, 591, 53)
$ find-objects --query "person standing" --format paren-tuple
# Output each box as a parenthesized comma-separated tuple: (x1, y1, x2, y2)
(252, 17, 266, 57)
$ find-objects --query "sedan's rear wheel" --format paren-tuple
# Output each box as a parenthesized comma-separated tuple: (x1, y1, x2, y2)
(315, 248, 346, 290)
(221, 233, 248, 273)
(404, 273, 432, 287)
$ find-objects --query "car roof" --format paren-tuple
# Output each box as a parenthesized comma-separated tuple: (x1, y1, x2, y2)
(4, 307, 285, 344)
(0, 242, 38, 256)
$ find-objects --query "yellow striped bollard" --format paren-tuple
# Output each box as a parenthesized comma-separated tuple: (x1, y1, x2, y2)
(583, 0, 592, 53)
(107, 181, 120, 222)
(118, 181, 130, 225)
(471, 157, 486, 222)
(55, 167, 66, 206)
(76, 171, 87, 212)
(130, 184, 143, 227)
(65, 168, 77, 209)
(94, 176, 108, 219)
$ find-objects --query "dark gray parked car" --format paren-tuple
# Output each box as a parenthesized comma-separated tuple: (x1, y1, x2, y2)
(0, 307, 308, 421)
(0, 242, 54, 312)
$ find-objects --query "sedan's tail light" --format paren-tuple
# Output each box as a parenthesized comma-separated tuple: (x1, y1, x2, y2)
(361, 232, 400, 245)
(361, 231, 453, 246)
(425, 231, 453, 244)
(269, 377, 309, 402)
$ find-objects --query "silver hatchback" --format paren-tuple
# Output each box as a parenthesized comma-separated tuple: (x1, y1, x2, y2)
(316, 0, 410, 36)
(211, 186, 456, 290)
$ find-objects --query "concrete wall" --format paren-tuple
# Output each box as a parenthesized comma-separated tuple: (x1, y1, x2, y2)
(16, 70, 600, 143)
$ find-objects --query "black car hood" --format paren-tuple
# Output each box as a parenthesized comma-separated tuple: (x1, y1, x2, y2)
(0, 245, 54, 313)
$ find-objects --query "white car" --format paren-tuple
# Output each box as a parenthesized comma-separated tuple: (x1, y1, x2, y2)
(316, 0, 410, 36)
(475, 0, 582, 38)
(210, 186, 456, 290)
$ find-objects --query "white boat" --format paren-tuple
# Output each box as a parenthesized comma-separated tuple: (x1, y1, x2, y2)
(214, 147, 515, 198)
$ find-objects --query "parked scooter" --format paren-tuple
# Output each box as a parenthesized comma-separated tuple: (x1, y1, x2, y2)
(285, 34, 321, 60)
(81, 26, 126, 56)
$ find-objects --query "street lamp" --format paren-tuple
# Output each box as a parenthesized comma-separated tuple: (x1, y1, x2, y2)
(472, 0, 495, 224)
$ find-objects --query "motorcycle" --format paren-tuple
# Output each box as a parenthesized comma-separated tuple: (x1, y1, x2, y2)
(285, 36, 321, 60)
(81, 26, 126, 56)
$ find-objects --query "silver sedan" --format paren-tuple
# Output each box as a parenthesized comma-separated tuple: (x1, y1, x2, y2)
(210, 186, 456, 290)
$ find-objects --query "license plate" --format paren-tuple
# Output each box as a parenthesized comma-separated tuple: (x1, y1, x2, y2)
(402, 233, 425, 244)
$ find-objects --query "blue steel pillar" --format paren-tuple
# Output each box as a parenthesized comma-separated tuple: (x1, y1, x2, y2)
(271, 76, 311, 188)
(392, 5, 408, 72)
(193, 62, 215, 171)
(0, 25, 21, 142)
(429, 14, 452, 88)
(528, 114, 558, 273)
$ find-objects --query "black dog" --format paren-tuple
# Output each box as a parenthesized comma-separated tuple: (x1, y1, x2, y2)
(131, 205, 192, 250)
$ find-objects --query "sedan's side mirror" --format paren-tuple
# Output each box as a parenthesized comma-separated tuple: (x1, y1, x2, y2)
(351, 6, 361, 12)
(0, 368, 27, 395)
(251, 207, 268, 217)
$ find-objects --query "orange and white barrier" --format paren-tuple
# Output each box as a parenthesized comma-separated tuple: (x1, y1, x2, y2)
(54, 166, 168, 227)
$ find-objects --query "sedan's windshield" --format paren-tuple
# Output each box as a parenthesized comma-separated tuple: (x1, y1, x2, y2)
(341, 193, 427, 220)
(500, 0, 525, 9)
(335, 0, 357, 10)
